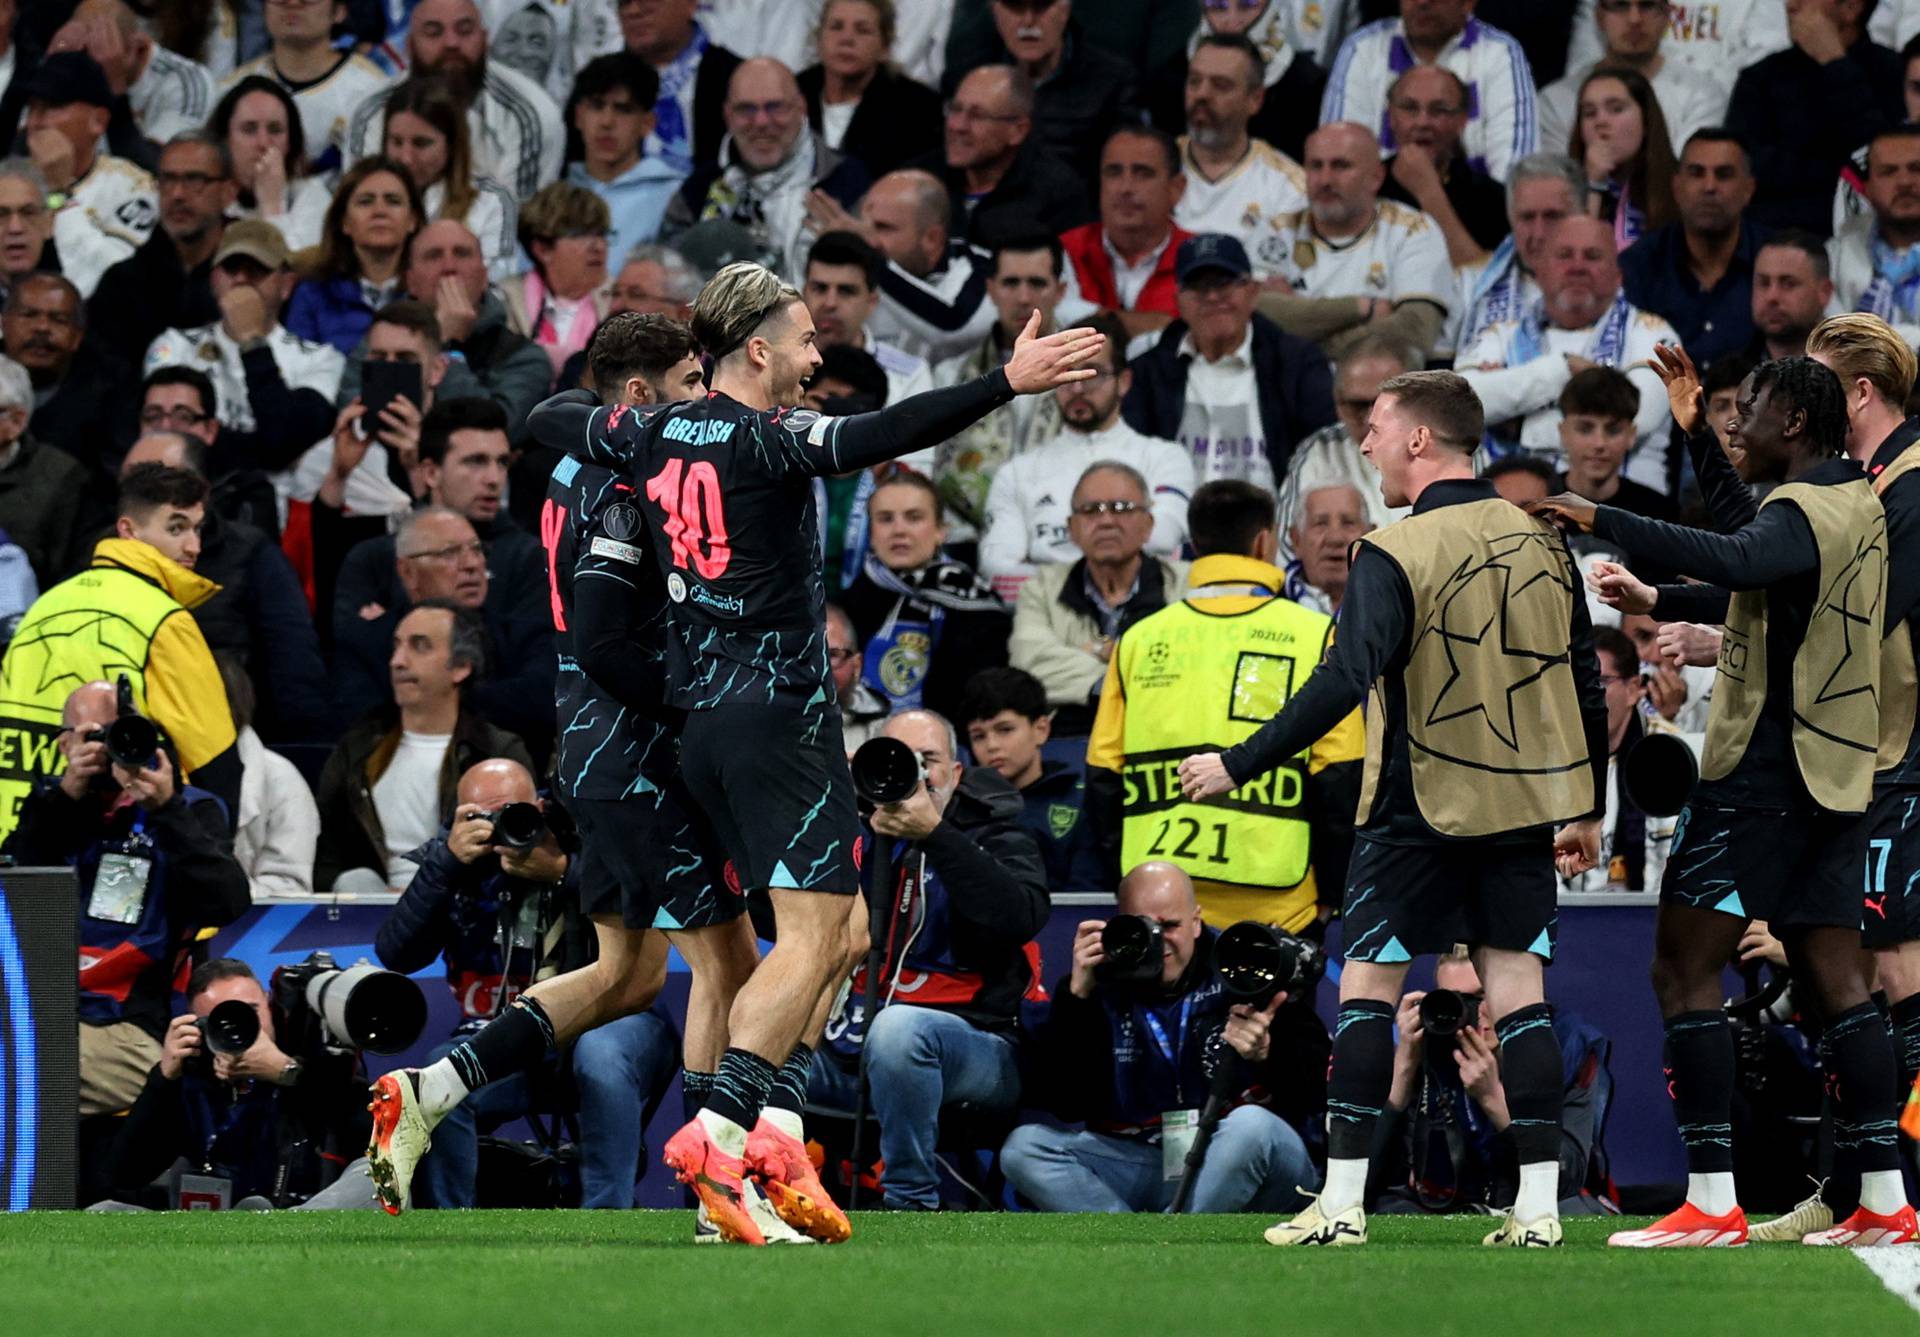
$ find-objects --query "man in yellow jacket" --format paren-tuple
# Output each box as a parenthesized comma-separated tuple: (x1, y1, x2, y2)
(0, 464, 237, 841)
(1088, 479, 1366, 932)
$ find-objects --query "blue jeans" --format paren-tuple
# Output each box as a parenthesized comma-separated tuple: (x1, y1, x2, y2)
(807, 1004, 1020, 1209)
(415, 1008, 678, 1209)
(1000, 1105, 1321, 1213)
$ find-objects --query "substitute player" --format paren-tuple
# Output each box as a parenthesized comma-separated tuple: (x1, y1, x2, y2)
(529, 263, 1104, 1244)
(1531, 351, 1911, 1248)
(1179, 370, 1608, 1250)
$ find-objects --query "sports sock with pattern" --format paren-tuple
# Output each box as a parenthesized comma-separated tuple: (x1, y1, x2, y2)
(1822, 1002, 1904, 1212)
(759, 1043, 814, 1139)
(443, 995, 556, 1099)
(1892, 992, 1920, 1097)
(1321, 999, 1394, 1212)
(1495, 1003, 1564, 1220)
(1663, 1010, 1735, 1178)
(680, 1068, 716, 1126)
(702, 1046, 779, 1138)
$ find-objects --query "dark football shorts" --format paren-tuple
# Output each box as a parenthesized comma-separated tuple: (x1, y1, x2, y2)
(571, 785, 745, 932)
(1852, 790, 1920, 950)
(1340, 835, 1558, 964)
(1661, 802, 1858, 930)
(676, 697, 861, 896)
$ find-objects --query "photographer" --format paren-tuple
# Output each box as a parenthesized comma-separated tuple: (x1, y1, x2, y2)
(808, 708, 1049, 1212)
(1, 679, 247, 1120)
(1371, 948, 1612, 1217)
(375, 758, 678, 1210)
(93, 959, 377, 1211)
(1002, 861, 1328, 1214)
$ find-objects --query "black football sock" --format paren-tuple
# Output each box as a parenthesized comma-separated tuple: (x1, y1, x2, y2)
(1891, 992, 1920, 1097)
(1823, 1002, 1902, 1176)
(1326, 999, 1396, 1160)
(703, 1046, 779, 1132)
(445, 995, 555, 1093)
(1663, 1010, 1735, 1174)
(680, 1068, 716, 1125)
(1494, 1004, 1565, 1166)
(762, 1042, 815, 1118)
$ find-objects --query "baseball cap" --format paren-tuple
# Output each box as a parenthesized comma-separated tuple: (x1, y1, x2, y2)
(672, 219, 776, 279)
(23, 52, 115, 110)
(1176, 234, 1253, 286)
(213, 219, 292, 271)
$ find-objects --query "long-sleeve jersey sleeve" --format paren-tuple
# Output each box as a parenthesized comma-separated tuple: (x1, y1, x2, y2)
(1591, 501, 1817, 591)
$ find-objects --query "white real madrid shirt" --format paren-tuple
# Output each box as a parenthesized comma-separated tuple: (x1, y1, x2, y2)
(225, 52, 392, 165)
(1255, 199, 1454, 315)
(58, 155, 157, 298)
(1175, 328, 1274, 493)
(1174, 136, 1308, 276)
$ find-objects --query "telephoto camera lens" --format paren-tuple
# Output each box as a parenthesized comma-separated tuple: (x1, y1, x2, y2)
(102, 714, 160, 769)
(488, 801, 547, 850)
(1621, 730, 1700, 818)
(197, 998, 260, 1056)
(850, 736, 921, 806)
(1215, 922, 1328, 1009)
(1096, 913, 1165, 986)
(304, 962, 429, 1054)
(1418, 987, 1470, 1039)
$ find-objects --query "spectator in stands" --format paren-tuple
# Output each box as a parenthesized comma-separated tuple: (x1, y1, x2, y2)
(809, 706, 1049, 1212)
(1454, 153, 1585, 353)
(1558, 627, 1678, 893)
(1749, 231, 1835, 361)
(804, 230, 933, 406)
(1010, 461, 1186, 732)
(223, 0, 390, 168)
(607, 242, 701, 320)
(1619, 129, 1763, 367)
(4, 273, 133, 473)
(0, 352, 101, 584)
(616, 0, 745, 174)
(1173, 33, 1308, 265)
(1539, 0, 1721, 158)
(209, 77, 336, 253)
(95, 959, 377, 1210)
(1320, 0, 1538, 182)
(564, 54, 685, 264)
(825, 600, 888, 748)
(315, 599, 534, 896)
(376, 756, 677, 1209)
(1125, 233, 1336, 496)
(1832, 124, 1920, 330)
(286, 158, 427, 354)
(931, 232, 1070, 539)
(1554, 364, 1679, 521)
(1372, 947, 1612, 1215)
(24, 52, 156, 297)
(1288, 481, 1369, 615)
(1567, 65, 1676, 251)
(47, 0, 216, 157)
(502, 180, 612, 380)
(1275, 334, 1412, 561)
(345, 0, 566, 199)
(0, 159, 57, 304)
(380, 75, 522, 280)
(1701, 351, 1758, 452)
(1061, 125, 1191, 342)
(1151, 0, 1329, 162)
(976, 0, 1143, 179)
(1003, 860, 1327, 1213)
(980, 314, 1193, 595)
(1485, 454, 1554, 507)
(3, 676, 246, 1116)
(118, 433, 329, 744)
(961, 666, 1103, 890)
(840, 471, 1010, 720)
(89, 132, 234, 366)
(1379, 65, 1506, 265)
(1727, 0, 1903, 234)
(143, 219, 345, 476)
(914, 64, 1090, 244)
(1457, 215, 1678, 489)
(1256, 122, 1454, 361)
(0, 463, 242, 844)
(1086, 478, 1362, 923)
(217, 656, 318, 901)
(138, 368, 278, 537)
(799, 0, 944, 179)
(857, 169, 996, 361)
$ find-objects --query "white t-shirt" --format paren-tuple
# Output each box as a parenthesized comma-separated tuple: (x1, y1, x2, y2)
(1255, 200, 1455, 315)
(1174, 137, 1308, 277)
(821, 100, 857, 151)
(1537, 56, 1725, 160)
(1658, 0, 1791, 106)
(224, 52, 392, 165)
(1176, 328, 1274, 493)
(131, 46, 218, 145)
(371, 729, 450, 890)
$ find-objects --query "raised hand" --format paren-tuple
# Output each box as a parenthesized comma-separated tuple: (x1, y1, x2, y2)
(1648, 343, 1706, 437)
(1584, 558, 1657, 615)
(1003, 311, 1107, 395)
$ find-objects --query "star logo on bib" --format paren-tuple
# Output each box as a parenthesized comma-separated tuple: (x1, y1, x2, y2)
(1811, 522, 1886, 723)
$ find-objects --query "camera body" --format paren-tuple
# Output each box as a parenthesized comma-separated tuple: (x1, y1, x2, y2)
(79, 674, 162, 783)
(187, 998, 262, 1075)
(271, 951, 428, 1056)
(1214, 922, 1327, 1010)
(480, 801, 546, 851)
(1095, 913, 1165, 988)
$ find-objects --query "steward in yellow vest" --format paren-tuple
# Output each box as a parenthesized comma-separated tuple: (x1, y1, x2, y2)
(1088, 480, 1365, 933)
(0, 467, 237, 842)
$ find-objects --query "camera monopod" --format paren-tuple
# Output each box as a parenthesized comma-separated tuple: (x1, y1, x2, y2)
(1168, 1054, 1243, 1213)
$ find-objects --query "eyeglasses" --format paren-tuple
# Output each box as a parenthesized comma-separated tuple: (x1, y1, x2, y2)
(944, 100, 1024, 125)
(1389, 99, 1464, 119)
(728, 100, 798, 122)
(1597, 0, 1668, 13)
(140, 406, 211, 428)
(157, 171, 230, 191)
(827, 646, 859, 665)
(0, 204, 45, 226)
(1072, 499, 1144, 517)
(400, 539, 486, 563)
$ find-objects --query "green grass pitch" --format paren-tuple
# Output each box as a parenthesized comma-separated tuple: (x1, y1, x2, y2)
(2, 1212, 1914, 1336)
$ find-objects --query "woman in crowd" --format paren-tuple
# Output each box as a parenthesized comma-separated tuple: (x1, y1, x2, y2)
(797, 0, 942, 179)
(209, 75, 335, 253)
(839, 470, 1011, 725)
(1569, 65, 1678, 252)
(380, 75, 522, 280)
(285, 157, 426, 355)
(218, 656, 319, 903)
(563, 52, 689, 265)
(501, 181, 612, 382)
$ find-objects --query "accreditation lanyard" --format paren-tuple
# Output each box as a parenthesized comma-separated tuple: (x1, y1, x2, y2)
(1140, 996, 1196, 1108)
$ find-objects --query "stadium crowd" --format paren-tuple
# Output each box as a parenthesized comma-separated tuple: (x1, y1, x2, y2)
(7, 0, 1918, 1223)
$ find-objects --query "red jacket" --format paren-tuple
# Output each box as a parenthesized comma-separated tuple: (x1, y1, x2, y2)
(1059, 223, 1193, 317)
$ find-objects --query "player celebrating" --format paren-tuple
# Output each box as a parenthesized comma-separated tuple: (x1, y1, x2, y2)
(1530, 350, 1911, 1248)
(1179, 371, 1607, 1250)
(529, 263, 1103, 1244)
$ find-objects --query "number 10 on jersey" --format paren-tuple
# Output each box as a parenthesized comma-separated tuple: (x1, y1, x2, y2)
(646, 458, 732, 579)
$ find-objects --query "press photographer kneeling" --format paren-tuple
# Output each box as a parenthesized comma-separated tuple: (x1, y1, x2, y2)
(92, 956, 421, 1210)
(1002, 861, 1330, 1213)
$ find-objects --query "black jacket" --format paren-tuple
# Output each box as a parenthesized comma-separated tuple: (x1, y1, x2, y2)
(28, 342, 139, 480)
(1122, 314, 1336, 486)
(208, 343, 342, 477)
(799, 62, 945, 180)
(948, 25, 1144, 181)
(1380, 154, 1510, 253)
(839, 563, 1012, 726)
(909, 136, 1094, 245)
(190, 511, 333, 743)
(87, 231, 219, 367)
(0, 432, 106, 583)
